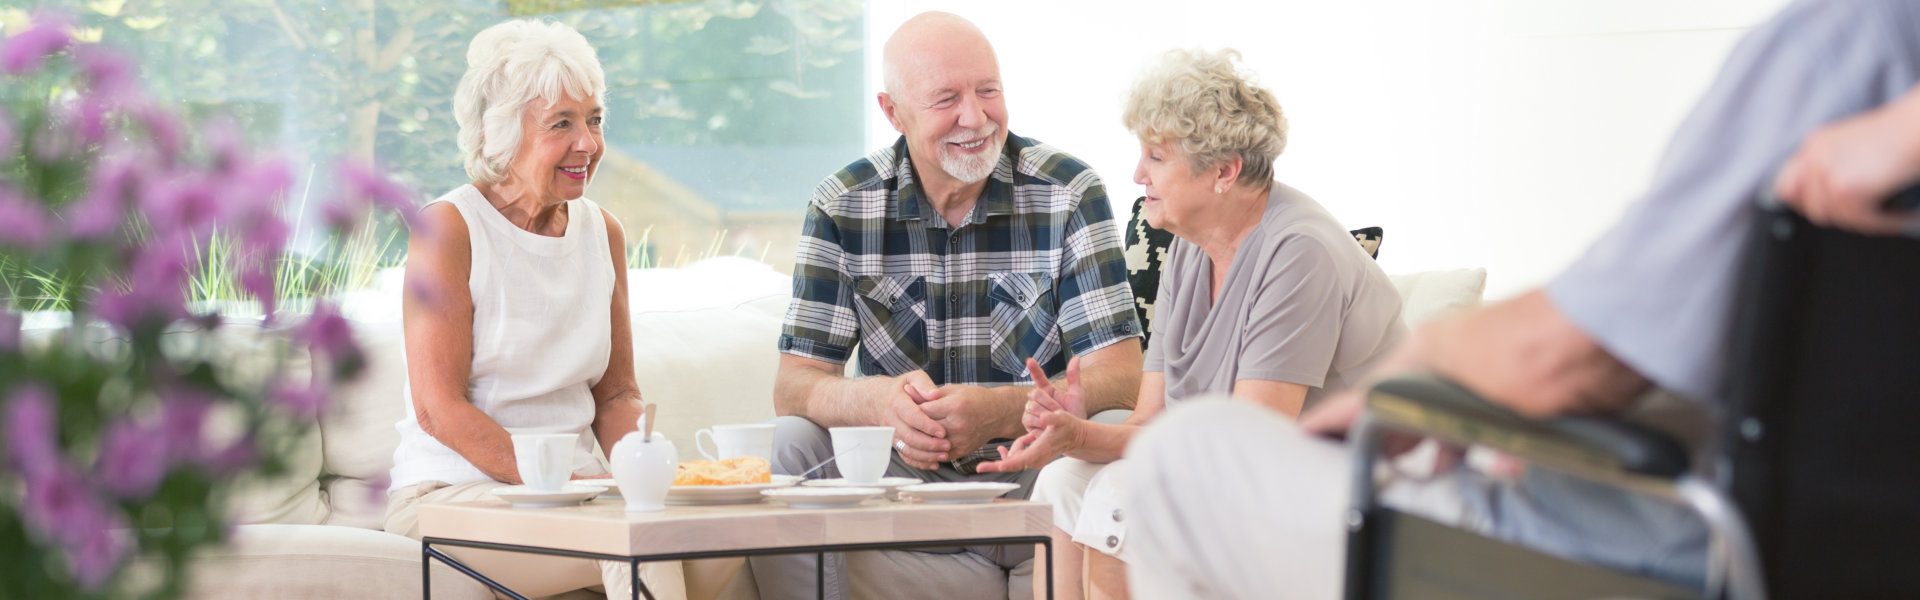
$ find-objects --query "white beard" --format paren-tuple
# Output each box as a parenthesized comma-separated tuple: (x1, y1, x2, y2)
(937, 122, 1002, 184)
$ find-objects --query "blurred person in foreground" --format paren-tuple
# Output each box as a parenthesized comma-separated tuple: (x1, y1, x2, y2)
(1119, 0, 1920, 597)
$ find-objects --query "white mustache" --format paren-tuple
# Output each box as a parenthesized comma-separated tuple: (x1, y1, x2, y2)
(943, 120, 999, 144)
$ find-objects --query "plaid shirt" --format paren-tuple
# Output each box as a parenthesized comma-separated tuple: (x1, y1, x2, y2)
(780, 134, 1142, 468)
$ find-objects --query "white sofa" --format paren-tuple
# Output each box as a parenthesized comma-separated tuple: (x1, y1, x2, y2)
(122, 258, 1485, 599)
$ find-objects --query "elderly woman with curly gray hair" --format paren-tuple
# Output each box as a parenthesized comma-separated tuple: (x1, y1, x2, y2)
(380, 18, 732, 600)
(975, 47, 1407, 599)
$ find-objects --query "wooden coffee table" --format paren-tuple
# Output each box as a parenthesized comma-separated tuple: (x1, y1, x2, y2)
(419, 496, 1053, 600)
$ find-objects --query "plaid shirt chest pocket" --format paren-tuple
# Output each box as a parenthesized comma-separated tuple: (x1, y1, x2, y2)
(853, 275, 928, 375)
(987, 272, 1061, 375)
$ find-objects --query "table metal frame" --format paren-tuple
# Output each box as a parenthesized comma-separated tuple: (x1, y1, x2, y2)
(423, 534, 1054, 600)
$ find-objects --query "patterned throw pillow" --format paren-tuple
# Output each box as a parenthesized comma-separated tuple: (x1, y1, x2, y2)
(1123, 196, 1383, 349)
(1124, 196, 1178, 349)
(1352, 226, 1383, 258)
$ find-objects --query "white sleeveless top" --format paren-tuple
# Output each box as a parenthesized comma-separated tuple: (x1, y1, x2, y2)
(390, 185, 616, 492)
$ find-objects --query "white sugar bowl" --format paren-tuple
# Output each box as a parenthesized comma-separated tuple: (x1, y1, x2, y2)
(610, 432, 677, 512)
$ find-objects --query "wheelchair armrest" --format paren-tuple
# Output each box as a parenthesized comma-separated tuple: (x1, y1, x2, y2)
(1365, 373, 1690, 479)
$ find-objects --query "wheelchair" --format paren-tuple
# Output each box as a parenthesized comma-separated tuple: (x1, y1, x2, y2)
(1344, 191, 1920, 600)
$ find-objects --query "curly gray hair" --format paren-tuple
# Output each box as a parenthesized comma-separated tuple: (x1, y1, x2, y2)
(453, 19, 607, 184)
(1122, 48, 1287, 188)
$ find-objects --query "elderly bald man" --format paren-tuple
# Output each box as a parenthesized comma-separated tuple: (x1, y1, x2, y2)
(753, 11, 1145, 600)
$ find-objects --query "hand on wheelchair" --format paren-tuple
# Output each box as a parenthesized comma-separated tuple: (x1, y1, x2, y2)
(1304, 325, 1530, 481)
(1776, 94, 1920, 235)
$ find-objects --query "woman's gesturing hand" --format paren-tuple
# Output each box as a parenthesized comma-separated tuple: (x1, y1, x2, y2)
(1021, 357, 1087, 433)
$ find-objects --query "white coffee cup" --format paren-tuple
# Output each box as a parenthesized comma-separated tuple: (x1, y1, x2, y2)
(695, 423, 777, 461)
(829, 426, 895, 485)
(511, 432, 576, 492)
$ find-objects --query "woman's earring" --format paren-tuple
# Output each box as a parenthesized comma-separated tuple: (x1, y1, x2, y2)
(1215, 185, 1224, 194)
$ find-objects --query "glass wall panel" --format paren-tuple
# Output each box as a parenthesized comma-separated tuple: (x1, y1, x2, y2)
(4, 0, 868, 274)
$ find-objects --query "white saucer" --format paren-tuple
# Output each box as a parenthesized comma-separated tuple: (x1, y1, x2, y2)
(801, 476, 921, 499)
(575, 478, 621, 499)
(761, 486, 883, 509)
(898, 482, 1020, 505)
(491, 484, 603, 507)
(667, 475, 803, 505)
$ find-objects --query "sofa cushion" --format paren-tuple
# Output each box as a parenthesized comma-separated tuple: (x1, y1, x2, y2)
(320, 319, 409, 529)
(1389, 267, 1489, 327)
(180, 523, 490, 600)
(629, 258, 790, 452)
(223, 426, 329, 526)
(186, 317, 336, 528)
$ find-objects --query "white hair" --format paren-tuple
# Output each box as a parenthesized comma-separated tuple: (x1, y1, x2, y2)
(454, 19, 607, 184)
(1123, 48, 1286, 188)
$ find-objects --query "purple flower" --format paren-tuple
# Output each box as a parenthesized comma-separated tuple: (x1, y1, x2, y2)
(299, 303, 362, 380)
(68, 522, 130, 590)
(300, 304, 355, 356)
(241, 266, 276, 320)
(68, 155, 143, 239)
(22, 467, 94, 538)
(269, 381, 328, 420)
(95, 419, 168, 500)
(20, 465, 128, 591)
(239, 218, 288, 258)
(0, 17, 72, 76)
(0, 310, 18, 351)
(141, 175, 221, 237)
(207, 120, 245, 176)
(136, 104, 183, 166)
(3, 384, 58, 479)
(157, 388, 210, 463)
(88, 290, 149, 332)
(321, 202, 358, 232)
(202, 436, 257, 474)
(72, 45, 135, 99)
(225, 160, 294, 220)
(64, 94, 114, 147)
(92, 243, 189, 329)
(336, 161, 417, 230)
(0, 185, 52, 249)
(339, 161, 416, 211)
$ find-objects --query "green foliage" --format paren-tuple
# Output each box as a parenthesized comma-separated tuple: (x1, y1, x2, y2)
(24, 0, 865, 259)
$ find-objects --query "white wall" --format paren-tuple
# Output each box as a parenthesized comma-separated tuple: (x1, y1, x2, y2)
(864, 0, 1791, 299)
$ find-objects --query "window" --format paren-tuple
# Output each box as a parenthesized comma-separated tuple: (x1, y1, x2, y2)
(37, 0, 868, 275)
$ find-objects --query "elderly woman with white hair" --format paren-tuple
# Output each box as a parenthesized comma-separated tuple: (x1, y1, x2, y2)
(976, 48, 1407, 599)
(381, 19, 707, 599)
